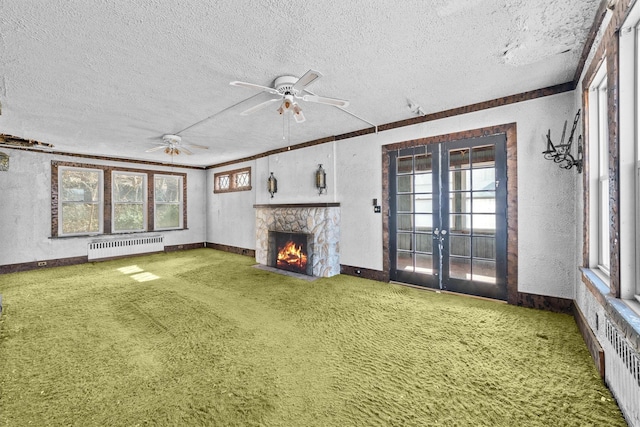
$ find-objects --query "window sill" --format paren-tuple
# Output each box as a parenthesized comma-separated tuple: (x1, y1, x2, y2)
(51, 229, 188, 239)
(580, 267, 640, 353)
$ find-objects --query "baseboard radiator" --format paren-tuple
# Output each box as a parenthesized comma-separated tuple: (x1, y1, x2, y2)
(88, 235, 164, 261)
(604, 318, 640, 427)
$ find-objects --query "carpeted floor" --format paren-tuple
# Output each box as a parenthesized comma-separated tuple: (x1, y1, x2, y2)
(0, 249, 626, 426)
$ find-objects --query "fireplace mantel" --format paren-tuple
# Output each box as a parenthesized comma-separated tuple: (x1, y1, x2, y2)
(253, 203, 340, 209)
(254, 204, 340, 277)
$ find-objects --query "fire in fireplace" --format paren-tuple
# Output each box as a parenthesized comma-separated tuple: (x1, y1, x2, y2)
(268, 231, 313, 275)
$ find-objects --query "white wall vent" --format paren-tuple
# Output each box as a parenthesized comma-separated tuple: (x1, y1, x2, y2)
(88, 235, 164, 261)
(604, 318, 640, 427)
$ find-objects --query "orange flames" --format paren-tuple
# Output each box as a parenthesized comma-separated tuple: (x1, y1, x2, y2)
(276, 240, 308, 270)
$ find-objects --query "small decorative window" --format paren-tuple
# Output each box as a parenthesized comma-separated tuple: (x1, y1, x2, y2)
(214, 167, 251, 193)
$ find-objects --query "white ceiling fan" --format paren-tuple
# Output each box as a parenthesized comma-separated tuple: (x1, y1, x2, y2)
(230, 69, 349, 123)
(145, 134, 208, 156)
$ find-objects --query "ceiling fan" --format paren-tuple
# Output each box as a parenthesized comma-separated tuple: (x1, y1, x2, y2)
(230, 69, 349, 123)
(145, 134, 208, 156)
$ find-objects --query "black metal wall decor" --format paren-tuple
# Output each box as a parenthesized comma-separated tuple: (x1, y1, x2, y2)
(542, 109, 583, 173)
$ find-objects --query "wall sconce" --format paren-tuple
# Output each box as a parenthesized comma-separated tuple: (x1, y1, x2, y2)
(542, 109, 583, 173)
(267, 172, 277, 198)
(315, 164, 326, 195)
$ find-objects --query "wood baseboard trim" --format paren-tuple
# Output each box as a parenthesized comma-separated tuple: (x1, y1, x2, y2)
(205, 243, 255, 257)
(340, 265, 388, 282)
(0, 256, 89, 274)
(572, 303, 605, 378)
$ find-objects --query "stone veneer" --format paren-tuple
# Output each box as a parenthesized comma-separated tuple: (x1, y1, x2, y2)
(254, 204, 340, 277)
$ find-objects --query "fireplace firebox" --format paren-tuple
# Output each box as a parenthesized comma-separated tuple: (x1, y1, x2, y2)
(268, 231, 313, 276)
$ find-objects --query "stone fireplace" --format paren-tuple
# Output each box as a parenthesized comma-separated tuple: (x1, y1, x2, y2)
(254, 203, 340, 277)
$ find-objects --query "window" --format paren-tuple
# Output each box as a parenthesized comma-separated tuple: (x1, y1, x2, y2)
(112, 172, 147, 232)
(59, 167, 103, 235)
(154, 175, 183, 229)
(587, 63, 610, 280)
(52, 161, 187, 237)
(214, 167, 251, 193)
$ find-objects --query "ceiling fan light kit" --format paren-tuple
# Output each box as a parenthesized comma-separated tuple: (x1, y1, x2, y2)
(145, 134, 209, 156)
(230, 69, 349, 123)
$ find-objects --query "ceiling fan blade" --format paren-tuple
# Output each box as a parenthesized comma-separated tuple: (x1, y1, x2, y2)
(180, 146, 193, 155)
(240, 98, 280, 115)
(292, 69, 322, 92)
(230, 81, 280, 96)
(184, 143, 209, 150)
(145, 145, 166, 153)
(293, 110, 306, 123)
(301, 94, 349, 108)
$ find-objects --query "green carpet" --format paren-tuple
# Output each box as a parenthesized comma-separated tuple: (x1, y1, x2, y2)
(0, 249, 626, 426)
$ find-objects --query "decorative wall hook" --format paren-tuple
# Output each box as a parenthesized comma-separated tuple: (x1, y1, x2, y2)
(542, 109, 583, 173)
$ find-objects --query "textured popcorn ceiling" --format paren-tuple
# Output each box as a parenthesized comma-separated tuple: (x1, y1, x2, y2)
(0, 0, 600, 166)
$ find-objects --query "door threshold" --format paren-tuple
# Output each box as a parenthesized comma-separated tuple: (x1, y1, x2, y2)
(389, 281, 507, 304)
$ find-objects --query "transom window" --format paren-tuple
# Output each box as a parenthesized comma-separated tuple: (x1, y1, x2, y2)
(214, 167, 251, 193)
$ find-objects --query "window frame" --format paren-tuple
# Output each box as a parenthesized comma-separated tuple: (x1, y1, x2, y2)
(214, 166, 252, 193)
(51, 161, 187, 237)
(112, 171, 148, 233)
(58, 166, 104, 236)
(154, 174, 184, 230)
(588, 62, 610, 281)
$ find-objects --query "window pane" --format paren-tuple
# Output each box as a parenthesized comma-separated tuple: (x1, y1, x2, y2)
(416, 233, 433, 253)
(415, 154, 432, 172)
(415, 214, 433, 232)
(415, 173, 432, 193)
(155, 176, 181, 202)
(397, 195, 413, 212)
(114, 204, 144, 231)
(473, 259, 496, 283)
(473, 237, 496, 260)
(218, 175, 230, 190)
(415, 254, 433, 274)
(473, 214, 495, 234)
(450, 214, 471, 234)
(235, 171, 250, 188)
(397, 156, 413, 174)
(414, 195, 432, 213)
(397, 175, 412, 193)
(473, 192, 496, 213)
(156, 204, 180, 229)
(397, 214, 413, 232)
(449, 149, 470, 169)
(397, 233, 412, 251)
(61, 170, 100, 202)
(450, 235, 471, 257)
(397, 252, 413, 271)
(472, 168, 495, 191)
(450, 257, 471, 280)
(61, 203, 100, 234)
(471, 145, 495, 167)
(450, 192, 471, 214)
(450, 170, 470, 191)
(113, 174, 145, 202)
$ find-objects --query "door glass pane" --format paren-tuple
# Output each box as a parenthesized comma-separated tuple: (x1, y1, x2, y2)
(449, 149, 470, 169)
(471, 145, 495, 166)
(473, 259, 496, 283)
(397, 195, 413, 212)
(450, 192, 471, 213)
(415, 173, 433, 193)
(414, 196, 432, 213)
(397, 252, 413, 271)
(473, 214, 495, 234)
(472, 237, 496, 260)
(449, 235, 471, 257)
(416, 234, 433, 253)
(398, 157, 413, 174)
(415, 154, 432, 172)
(450, 214, 471, 234)
(414, 214, 433, 232)
(415, 254, 433, 274)
(397, 233, 413, 251)
(397, 214, 413, 232)
(397, 175, 412, 193)
(450, 257, 471, 280)
(449, 170, 470, 191)
(473, 192, 496, 213)
(472, 168, 495, 191)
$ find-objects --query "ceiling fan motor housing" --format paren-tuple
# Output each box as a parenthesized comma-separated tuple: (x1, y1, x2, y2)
(274, 76, 299, 95)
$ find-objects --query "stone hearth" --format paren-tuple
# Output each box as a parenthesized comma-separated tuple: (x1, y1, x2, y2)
(254, 203, 340, 277)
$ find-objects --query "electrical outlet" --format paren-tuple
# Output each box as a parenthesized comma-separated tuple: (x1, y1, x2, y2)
(37, 261, 47, 267)
(374, 206, 381, 213)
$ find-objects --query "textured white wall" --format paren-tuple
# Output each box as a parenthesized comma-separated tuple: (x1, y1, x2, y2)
(0, 150, 207, 266)
(207, 92, 577, 299)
